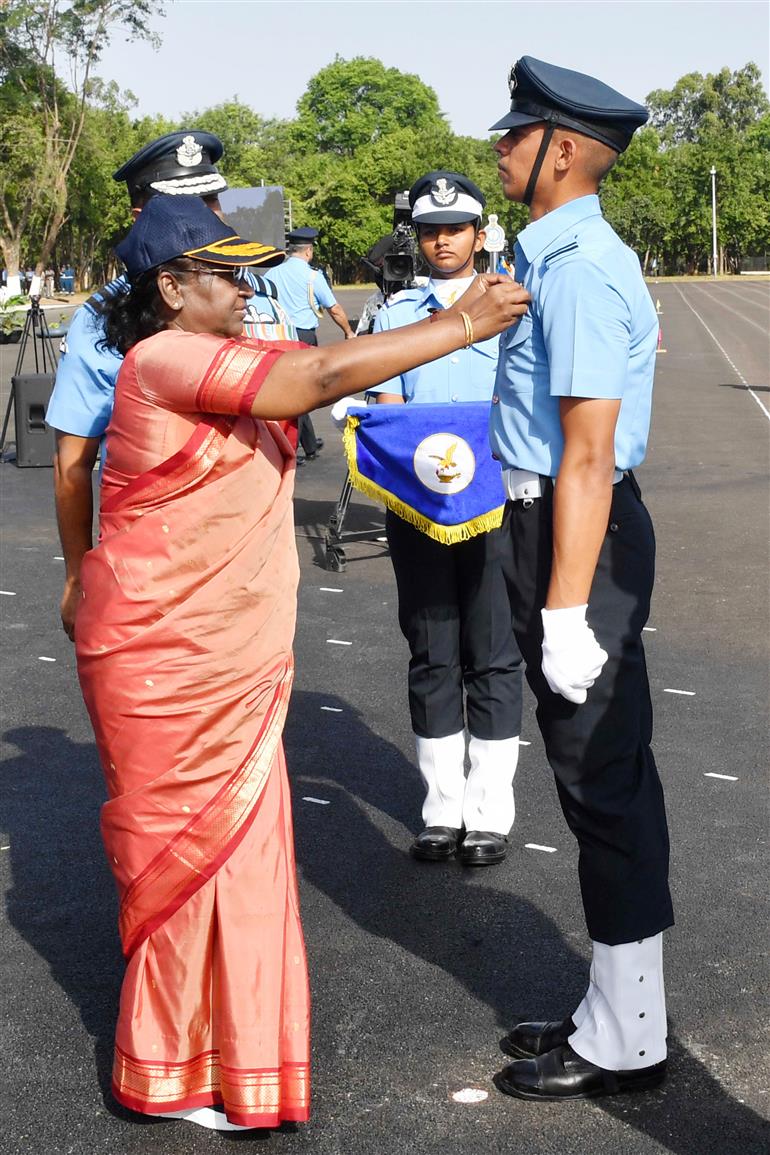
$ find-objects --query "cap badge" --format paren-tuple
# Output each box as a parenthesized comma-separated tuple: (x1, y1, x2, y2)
(430, 178, 458, 207)
(507, 63, 518, 97)
(176, 135, 203, 168)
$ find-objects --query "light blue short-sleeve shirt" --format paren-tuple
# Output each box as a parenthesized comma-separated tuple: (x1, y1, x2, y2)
(489, 194, 658, 475)
(369, 280, 499, 404)
(267, 257, 336, 330)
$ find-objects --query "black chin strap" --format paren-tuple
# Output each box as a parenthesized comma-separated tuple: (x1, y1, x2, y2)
(523, 118, 558, 208)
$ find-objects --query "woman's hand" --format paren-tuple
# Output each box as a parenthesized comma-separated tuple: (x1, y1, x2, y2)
(449, 273, 530, 342)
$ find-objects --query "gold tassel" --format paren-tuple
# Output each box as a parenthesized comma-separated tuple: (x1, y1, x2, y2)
(342, 418, 504, 545)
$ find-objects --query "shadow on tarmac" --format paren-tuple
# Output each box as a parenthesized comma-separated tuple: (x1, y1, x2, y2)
(3, 713, 768, 1153)
(286, 691, 770, 1155)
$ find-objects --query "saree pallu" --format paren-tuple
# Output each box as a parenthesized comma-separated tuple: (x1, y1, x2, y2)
(75, 331, 310, 1126)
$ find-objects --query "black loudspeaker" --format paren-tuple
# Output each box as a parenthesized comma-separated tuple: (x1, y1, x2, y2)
(12, 373, 56, 467)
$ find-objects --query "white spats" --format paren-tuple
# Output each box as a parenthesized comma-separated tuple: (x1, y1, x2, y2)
(462, 735, 519, 835)
(569, 934, 667, 1071)
(416, 732, 466, 829)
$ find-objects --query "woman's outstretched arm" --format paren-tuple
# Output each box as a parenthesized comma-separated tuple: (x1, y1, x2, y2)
(250, 275, 530, 419)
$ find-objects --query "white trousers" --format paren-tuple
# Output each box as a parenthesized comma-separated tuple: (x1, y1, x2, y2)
(415, 733, 519, 833)
(569, 934, 667, 1070)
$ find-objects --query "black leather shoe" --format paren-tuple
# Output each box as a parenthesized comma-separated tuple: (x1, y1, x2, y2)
(410, 826, 462, 862)
(458, 830, 507, 866)
(494, 1044, 667, 1102)
(501, 1016, 576, 1059)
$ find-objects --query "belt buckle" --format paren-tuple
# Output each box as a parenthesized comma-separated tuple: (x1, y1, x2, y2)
(522, 497, 535, 508)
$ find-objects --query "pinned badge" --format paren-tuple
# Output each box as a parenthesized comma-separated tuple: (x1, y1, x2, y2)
(430, 178, 458, 207)
(508, 63, 519, 96)
(414, 434, 476, 494)
(176, 135, 203, 168)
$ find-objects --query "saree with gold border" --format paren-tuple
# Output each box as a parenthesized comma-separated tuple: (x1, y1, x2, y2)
(75, 330, 310, 1126)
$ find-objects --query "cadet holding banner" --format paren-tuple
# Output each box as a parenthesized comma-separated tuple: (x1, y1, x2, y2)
(365, 172, 524, 868)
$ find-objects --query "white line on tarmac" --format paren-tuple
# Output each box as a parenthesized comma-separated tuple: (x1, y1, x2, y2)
(694, 285, 769, 336)
(675, 285, 770, 421)
(704, 773, 738, 781)
(319, 587, 344, 593)
(519, 740, 531, 746)
(664, 688, 695, 696)
(0, 591, 16, 596)
(643, 626, 657, 632)
(53, 556, 64, 561)
(38, 656, 57, 663)
(320, 706, 343, 712)
(302, 797, 331, 805)
(525, 843, 557, 853)
(326, 639, 352, 646)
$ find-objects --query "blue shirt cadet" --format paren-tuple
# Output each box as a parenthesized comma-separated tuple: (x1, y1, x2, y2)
(267, 256, 337, 331)
(46, 272, 290, 438)
(368, 278, 500, 403)
(489, 194, 658, 476)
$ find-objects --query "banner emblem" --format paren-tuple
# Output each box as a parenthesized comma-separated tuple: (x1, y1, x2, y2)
(415, 434, 475, 494)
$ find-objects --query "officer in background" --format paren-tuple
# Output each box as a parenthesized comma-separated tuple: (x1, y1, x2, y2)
(369, 172, 523, 867)
(487, 57, 672, 1101)
(268, 226, 356, 460)
(46, 131, 285, 640)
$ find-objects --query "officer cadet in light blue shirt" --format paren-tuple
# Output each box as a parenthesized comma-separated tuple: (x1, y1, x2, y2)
(484, 56, 672, 1104)
(368, 171, 523, 869)
(46, 131, 286, 642)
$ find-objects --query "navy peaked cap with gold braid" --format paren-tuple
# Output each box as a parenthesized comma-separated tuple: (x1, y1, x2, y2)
(115, 195, 285, 280)
(489, 56, 648, 152)
(113, 130, 228, 199)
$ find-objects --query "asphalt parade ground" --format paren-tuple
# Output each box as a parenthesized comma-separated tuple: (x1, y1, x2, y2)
(1, 280, 768, 1154)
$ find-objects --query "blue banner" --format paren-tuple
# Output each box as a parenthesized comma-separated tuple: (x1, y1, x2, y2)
(343, 402, 505, 544)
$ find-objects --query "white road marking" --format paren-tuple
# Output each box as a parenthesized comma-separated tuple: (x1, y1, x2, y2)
(526, 843, 557, 853)
(451, 1088, 488, 1104)
(327, 639, 352, 646)
(704, 773, 738, 781)
(0, 591, 17, 596)
(694, 285, 769, 336)
(519, 740, 531, 746)
(321, 706, 343, 713)
(53, 556, 64, 561)
(664, 688, 695, 696)
(38, 656, 57, 663)
(643, 626, 657, 632)
(302, 797, 331, 805)
(675, 284, 770, 421)
(319, 587, 344, 593)
(0, 845, 10, 851)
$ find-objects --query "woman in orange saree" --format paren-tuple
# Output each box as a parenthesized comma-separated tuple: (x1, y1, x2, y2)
(73, 195, 530, 1132)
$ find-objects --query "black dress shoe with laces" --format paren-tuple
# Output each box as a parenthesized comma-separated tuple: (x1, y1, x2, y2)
(494, 1044, 667, 1102)
(458, 830, 507, 866)
(501, 1016, 576, 1059)
(410, 826, 462, 862)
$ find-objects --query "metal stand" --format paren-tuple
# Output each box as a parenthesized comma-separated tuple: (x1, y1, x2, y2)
(1, 297, 61, 458)
(323, 470, 388, 572)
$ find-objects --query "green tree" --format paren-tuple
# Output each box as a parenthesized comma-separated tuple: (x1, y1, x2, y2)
(647, 63, 769, 145)
(0, 0, 164, 284)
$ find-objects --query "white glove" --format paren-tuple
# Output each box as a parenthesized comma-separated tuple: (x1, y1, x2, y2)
(541, 605, 608, 704)
(330, 396, 362, 430)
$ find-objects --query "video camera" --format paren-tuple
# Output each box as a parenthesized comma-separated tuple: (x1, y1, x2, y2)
(361, 192, 421, 300)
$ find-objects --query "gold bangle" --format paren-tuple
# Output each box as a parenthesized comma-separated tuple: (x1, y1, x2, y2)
(458, 310, 474, 348)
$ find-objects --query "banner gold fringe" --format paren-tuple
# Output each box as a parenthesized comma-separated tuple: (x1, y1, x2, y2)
(343, 417, 504, 545)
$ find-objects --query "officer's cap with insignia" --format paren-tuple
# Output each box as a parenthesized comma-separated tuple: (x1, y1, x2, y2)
(113, 131, 228, 201)
(115, 195, 284, 281)
(490, 56, 648, 153)
(409, 172, 486, 226)
(286, 226, 319, 244)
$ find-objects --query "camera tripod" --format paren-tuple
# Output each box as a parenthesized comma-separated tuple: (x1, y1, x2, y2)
(0, 296, 62, 459)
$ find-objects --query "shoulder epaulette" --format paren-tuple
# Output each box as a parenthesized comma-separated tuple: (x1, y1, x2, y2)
(84, 277, 129, 316)
(251, 274, 278, 300)
(543, 241, 580, 267)
(384, 287, 421, 307)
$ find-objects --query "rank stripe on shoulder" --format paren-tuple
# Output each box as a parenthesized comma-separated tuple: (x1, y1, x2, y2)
(543, 241, 580, 266)
(84, 277, 129, 316)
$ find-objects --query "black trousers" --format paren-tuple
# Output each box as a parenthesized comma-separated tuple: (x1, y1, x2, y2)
(386, 510, 523, 741)
(295, 328, 320, 454)
(500, 476, 674, 945)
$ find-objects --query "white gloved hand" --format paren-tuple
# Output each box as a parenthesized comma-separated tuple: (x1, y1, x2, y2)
(541, 605, 608, 704)
(330, 395, 362, 430)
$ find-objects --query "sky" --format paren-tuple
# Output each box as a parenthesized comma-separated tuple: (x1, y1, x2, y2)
(93, 1, 770, 136)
